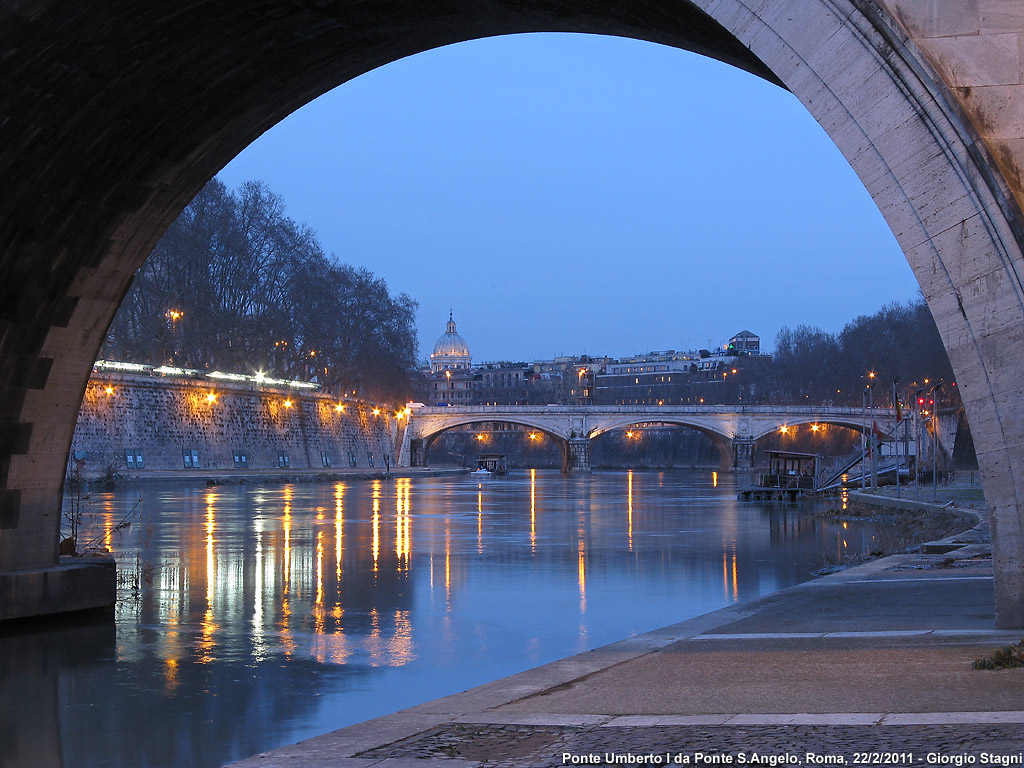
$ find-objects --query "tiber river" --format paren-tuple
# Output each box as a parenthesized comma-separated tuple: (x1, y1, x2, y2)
(4, 470, 875, 768)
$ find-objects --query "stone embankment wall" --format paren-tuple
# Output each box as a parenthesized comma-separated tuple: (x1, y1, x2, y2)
(70, 372, 397, 478)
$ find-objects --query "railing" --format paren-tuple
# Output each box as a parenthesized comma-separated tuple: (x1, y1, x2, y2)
(815, 447, 866, 490)
(416, 404, 895, 416)
(758, 474, 815, 490)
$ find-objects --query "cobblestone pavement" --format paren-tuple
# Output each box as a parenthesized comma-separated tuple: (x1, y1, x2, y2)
(357, 723, 1024, 766)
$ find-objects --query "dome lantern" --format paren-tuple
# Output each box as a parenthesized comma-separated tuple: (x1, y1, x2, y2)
(430, 311, 472, 373)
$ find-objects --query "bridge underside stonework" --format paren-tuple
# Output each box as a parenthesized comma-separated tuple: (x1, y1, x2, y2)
(4, 1, 1024, 625)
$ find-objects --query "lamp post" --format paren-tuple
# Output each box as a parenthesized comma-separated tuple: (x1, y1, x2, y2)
(931, 383, 943, 502)
(892, 377, 901, 498)
(914, 388, 923, 500)
(861, 386, 868, 490)
(867, 372, 877, 491)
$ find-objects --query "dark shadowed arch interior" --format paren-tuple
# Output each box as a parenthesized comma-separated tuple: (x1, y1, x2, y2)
(590, 422, 733, 472)
(3, 0, 1024, 625)
(421, 420, 570, 471)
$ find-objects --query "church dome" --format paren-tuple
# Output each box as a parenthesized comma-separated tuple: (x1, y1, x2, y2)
(430, 312, 472, 372)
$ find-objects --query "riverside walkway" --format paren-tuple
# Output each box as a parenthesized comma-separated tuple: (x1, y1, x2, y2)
(229, 485, 1024, 767)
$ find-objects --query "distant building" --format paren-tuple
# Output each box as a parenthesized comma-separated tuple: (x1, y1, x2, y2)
(416, 312, 475, 405)
(430, 311, 472, 373)
(605, 350, 696, 376)
(414, 320, 767, 407)
(728, 330, 760, 354)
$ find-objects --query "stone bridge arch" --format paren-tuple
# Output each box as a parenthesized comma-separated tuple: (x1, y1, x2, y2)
(412, 417, 572, 471)
(3, 2, 1024, 624)
(751, 417, 873, 442)
(588, 417, 736, 472)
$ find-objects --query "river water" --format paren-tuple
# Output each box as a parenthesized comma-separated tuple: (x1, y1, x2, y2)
(4, 470, 874, 768)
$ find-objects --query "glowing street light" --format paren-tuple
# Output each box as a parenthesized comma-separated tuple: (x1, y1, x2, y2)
(104, 386, 115, 396)
(283, 399, 293, 408)
(206, 392, 217, 403)
(779, 425, 790, 434)
(372, 408, 381, 416)
(334, 404, 344, 412)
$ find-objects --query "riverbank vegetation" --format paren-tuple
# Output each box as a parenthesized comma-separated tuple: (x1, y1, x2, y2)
(102, 178, 418, 401)
(816, 499, 977, 572)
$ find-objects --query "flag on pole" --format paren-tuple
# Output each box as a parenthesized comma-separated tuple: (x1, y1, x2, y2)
(872, 420, 887, 453)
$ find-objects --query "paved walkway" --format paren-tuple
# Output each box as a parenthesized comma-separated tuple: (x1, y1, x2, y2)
(229, 489, 1024, 767)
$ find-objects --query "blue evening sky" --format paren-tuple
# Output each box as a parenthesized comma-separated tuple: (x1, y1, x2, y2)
(218, 33, 920, 364)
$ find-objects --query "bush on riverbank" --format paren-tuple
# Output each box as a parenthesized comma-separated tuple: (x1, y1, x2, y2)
(973, 641, 1024, 670)
(815, 501, 976, 569)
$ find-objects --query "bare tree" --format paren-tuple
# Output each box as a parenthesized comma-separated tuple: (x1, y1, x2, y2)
(103, 178, 418, 401)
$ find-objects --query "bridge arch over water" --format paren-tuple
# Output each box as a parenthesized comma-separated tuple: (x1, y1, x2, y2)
(749, 417, 870, 442)
(586, 417, 736, 473)
(4, 2, 1024, 624)
(413, 417, 573, 473)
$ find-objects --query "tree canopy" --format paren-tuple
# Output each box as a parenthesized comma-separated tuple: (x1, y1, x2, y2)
(103, 179, 418, 402)
(762, 298, 954, 407)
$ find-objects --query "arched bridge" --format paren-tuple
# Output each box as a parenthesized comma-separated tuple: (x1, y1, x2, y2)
(401, 405, 895, 472)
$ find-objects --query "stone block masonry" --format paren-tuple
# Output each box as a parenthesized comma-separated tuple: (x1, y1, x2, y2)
(70, 372, 396, 479)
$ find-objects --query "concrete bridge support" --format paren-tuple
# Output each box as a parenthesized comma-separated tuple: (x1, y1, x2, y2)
(732, 438, 756, 472)
(408, 439, 425, 469)
(568, 438, 592, 474)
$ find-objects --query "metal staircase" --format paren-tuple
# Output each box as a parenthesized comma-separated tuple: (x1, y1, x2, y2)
(815, 446, 866, 491)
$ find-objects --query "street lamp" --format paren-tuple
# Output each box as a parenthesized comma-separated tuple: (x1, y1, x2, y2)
(914, 387, 924, 500)
(864, 373, 877, 490)
(930, 383, 943, 501)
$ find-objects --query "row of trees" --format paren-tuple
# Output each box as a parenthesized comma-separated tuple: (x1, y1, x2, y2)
(722, 298, 956, 409)
(103, 179, 418, 402)
(771, 299, 954, 405)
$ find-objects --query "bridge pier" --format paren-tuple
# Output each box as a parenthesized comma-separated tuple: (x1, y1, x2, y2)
(732, 438, 756, 471)
(567, 437, 591, 474)
(409, 439, 425, 468)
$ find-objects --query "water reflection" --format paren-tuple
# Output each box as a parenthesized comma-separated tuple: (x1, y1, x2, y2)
(627, 470, 633, 551)
(4, 470, 877, 768)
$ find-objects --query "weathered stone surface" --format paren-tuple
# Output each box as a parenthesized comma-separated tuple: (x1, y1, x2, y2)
(924, 33, 1020, 87)
(887, 0, 982, 38)
(71, 372, 395, 475)
(0, 557, 115, 622)
(981, 0, 1024, 35)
